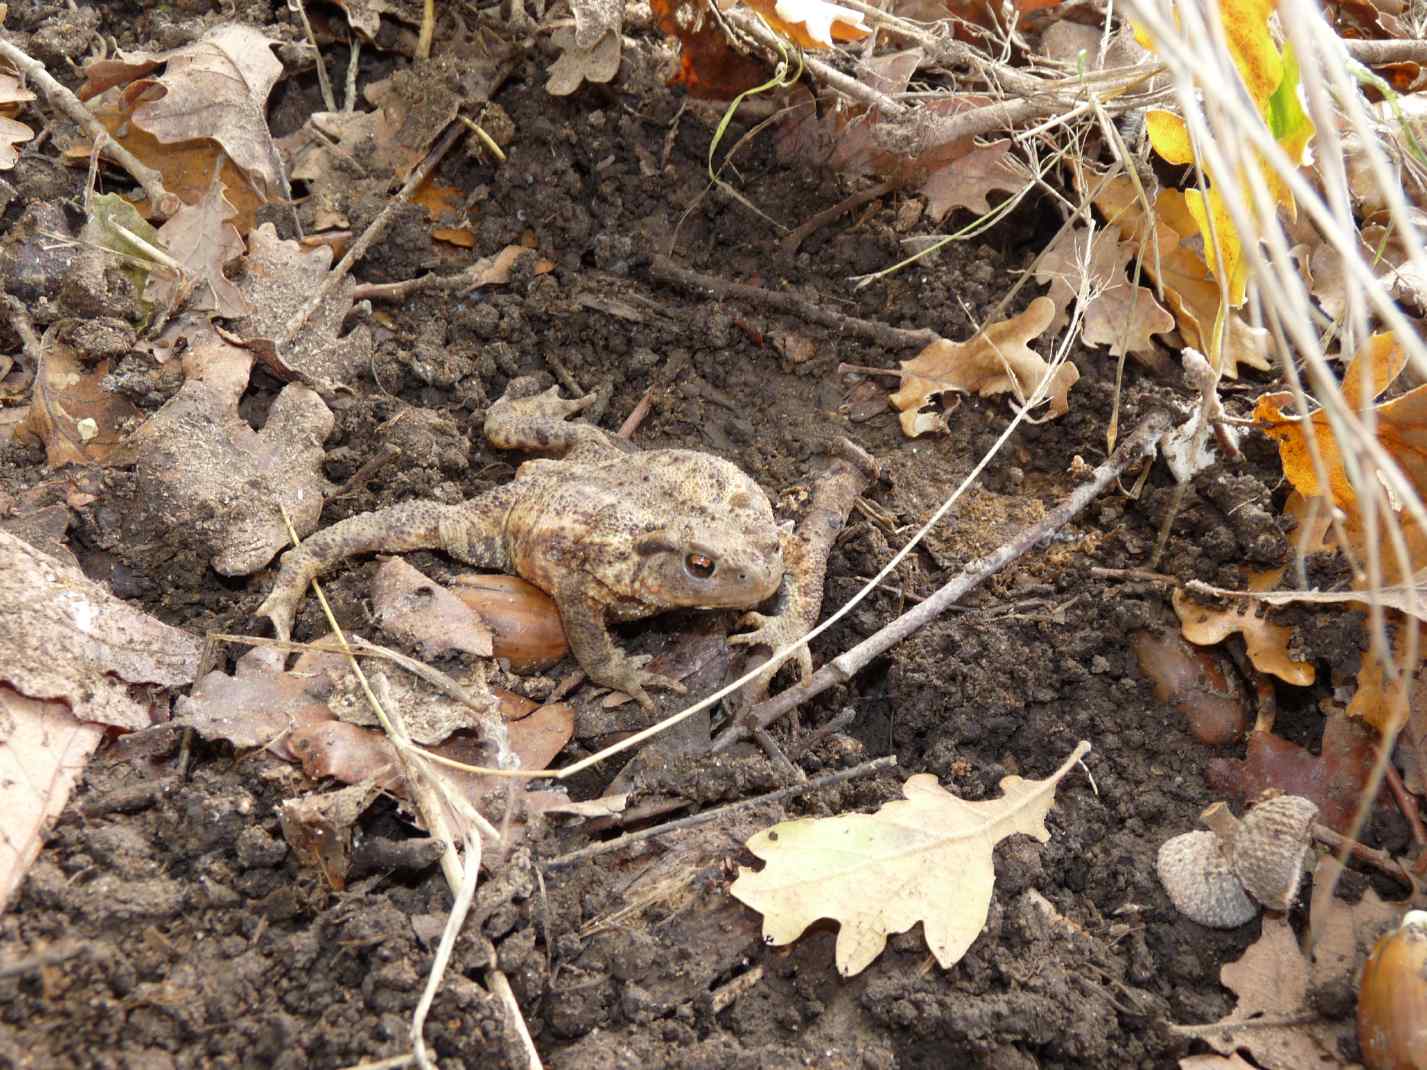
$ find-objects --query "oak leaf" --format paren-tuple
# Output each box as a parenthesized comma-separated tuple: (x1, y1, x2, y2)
(1185, 915, 1354, 1069)
(1172, 582, 1315, 686)
(115, 25, 285, 197)
(730, 741, 1089, 976)
(1092, 176, 1271, 377)
(1034, 223, 1174, 359)
(148, 176, 252, 318)
(888, 297, 1077, 436)
(1255, 329, 1427, 585)
(123, 335, 334, 575)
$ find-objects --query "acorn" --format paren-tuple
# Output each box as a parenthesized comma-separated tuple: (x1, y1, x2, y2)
(1358, 910, 1427, 1070)
(1156, 829, 1259, 929)
(1157, 795, 1318, 928)
(1228, 794, 1317, 912)
(450, 574, 569, 671)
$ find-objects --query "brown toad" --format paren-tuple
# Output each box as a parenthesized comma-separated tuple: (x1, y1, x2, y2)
(259, 377, 801, 709)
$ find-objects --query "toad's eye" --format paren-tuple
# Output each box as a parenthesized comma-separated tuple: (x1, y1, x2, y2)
(685, 553, 716, 579)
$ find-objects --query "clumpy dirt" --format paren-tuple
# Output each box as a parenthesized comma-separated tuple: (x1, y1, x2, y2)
(0, 1, 1406, 1068)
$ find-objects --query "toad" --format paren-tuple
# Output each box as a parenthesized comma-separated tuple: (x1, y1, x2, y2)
(259, 377, 873, 709)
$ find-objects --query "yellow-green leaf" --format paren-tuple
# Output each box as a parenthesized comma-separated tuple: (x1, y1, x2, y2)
(1146, 110, 1195, 167)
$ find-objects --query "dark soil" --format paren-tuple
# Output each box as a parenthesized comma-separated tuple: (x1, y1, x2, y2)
(0, 2, 1402, 1068)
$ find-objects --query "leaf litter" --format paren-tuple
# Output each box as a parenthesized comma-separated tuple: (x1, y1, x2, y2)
(4, 0, 1427, 1064)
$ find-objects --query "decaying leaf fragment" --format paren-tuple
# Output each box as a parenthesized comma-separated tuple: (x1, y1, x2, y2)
(124, 334, 334, 575)
(1172, 584, 1315, 686)
(229, 223, 375, 389)
(731, 740, 1090, 976)
(888, 297, 1078, 436)
(17, 320, 143, 467)
(0, 530, 203, 730)
(1182, 915, 1352, 1070)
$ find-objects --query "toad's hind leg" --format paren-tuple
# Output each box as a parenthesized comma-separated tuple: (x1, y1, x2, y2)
(485, 376, 629, 459)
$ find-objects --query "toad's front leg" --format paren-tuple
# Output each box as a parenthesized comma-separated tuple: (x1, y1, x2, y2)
(554, 582, 688, 712)
(728, 438, 881, 705)
(257, 490, 517, 640)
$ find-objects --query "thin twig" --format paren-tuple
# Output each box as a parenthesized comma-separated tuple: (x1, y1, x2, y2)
(1341, 38, 1427, 65)
(291, 0, 336, 111)
(0, 38, 177, 216)
(1311, 822, 1419, 890)
(488, 970, 543, 1070)
(279, 122, 463, 348)
(344, 38, 362, 113)
(781, 179, 898, 256)
(540, 755, 897, 870)
(650, 255, 936, 350)
(712, 411, 1171, 749)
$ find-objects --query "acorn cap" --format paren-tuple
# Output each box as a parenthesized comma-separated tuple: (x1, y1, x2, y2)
(1230, 794, 1318, 911)
(1157, 830, 1259, 929)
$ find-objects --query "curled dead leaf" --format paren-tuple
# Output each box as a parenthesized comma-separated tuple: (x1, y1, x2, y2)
(888, 297, 1078, 436)
(1172, 586, 1315, 686)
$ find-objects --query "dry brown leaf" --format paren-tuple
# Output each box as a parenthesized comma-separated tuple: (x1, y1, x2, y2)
(1092, 175, 1271, 378)
(280, 783, 381, 891)
(174, 644, 339, 755)
(118, 25, 285, 197)
(229, 223, 375, 388)
(1034, 223, 1175, 359)
(1206, 716, 1382, 833)
(1346, 623, 1424, 738)
(16, 322, 143, 467)
(280, 68, 461, 232)
(1306, 855, 1406, 997)
(0, 530, 203, 729)
(921, 141, 1023, 220)
(888, 297, 1077, 436)
(1172, 585, 1316, 686)
(67, 108, 265, 232)
(371, 557, 494, 659)
(124, 335, 334, 575)
(324, 653, 502, 746)
(730, 741, 1089, 976)
(148, 176, 252, 318)
(739, 0, 870, 48)
(0, 71, 36, 108)
(1189, 916, 1353, 1069)
(0, 115, 32, 169)
(0, 687, 104, 910)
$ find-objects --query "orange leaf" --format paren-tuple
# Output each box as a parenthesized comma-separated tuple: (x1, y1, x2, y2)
(650, 0, 772, 99)
(739, 0, 870, 49)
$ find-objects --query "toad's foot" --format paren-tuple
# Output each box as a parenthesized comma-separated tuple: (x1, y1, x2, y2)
(594, 651, 689, 712)
(255, 547, 323, 641)
(727, 437, 881, 708)
(485, 378, 606, 454)
(730, 607, 821, 707)
(728, 610, 815, 693)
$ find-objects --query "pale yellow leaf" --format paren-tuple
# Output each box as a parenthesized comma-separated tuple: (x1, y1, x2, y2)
(730, 741, 1089, 976)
